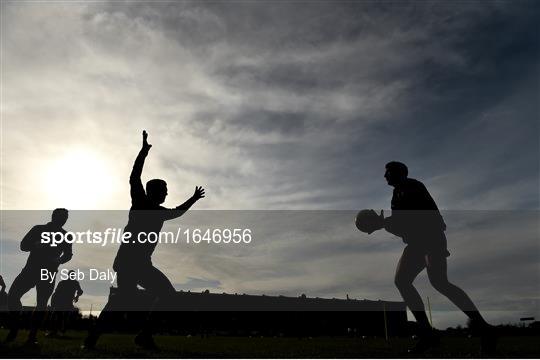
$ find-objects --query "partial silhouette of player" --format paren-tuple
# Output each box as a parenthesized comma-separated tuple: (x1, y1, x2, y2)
(48, 270, 83, 336)
(4, 208, 73, 345)
(372, 161, 496, 354)
(84, 131, 205, 350)
(0, 275, 7, 309)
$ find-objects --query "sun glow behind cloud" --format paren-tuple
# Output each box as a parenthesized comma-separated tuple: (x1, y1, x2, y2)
(42, 148, 119, 209)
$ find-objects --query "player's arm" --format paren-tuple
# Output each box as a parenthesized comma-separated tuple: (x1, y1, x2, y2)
(381, 210, 409, 237)
(74, 282, 83, 302)
(163, 186, 205, 220)
(130, 130, 152, 203)
(20, 225, 41, 252)
(383, 216, 405, 236)
(58, 240, 73, 265)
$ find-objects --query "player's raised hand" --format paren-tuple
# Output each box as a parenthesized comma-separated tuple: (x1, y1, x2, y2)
(142, 130, 152, 151)
(193, 186, 206, 200)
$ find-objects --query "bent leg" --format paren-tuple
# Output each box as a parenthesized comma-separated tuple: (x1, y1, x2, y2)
(137, 266, 176, 338)
(140, 266, 176, 302)
(36, 277, 55, 310)
(426, 254, 489, 327)
(7, 268, 37, 311)
(28, 277, 56, 342)
(394, 246, 431, 331)
(84, 270, 138, 349)
(6, 268, 37, 341)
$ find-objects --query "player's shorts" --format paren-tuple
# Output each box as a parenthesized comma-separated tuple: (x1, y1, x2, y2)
(404, 244, 451, 258)
(51, 299, 75, 312)
(403, 231, 450, 257)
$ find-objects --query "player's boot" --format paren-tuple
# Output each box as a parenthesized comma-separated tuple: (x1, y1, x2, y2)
(25, 327, 39, 347)
(479, 324, 498, 356)
(81, 331, 100, 350)
(134, 332, 160, 351)
(45, 330, 60, 338)
(407, 330, 440, 355)
(25, 334, 39, 347)
(469, 319, 498, 356)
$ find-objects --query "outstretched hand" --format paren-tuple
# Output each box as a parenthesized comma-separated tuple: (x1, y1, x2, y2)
(193, 186, 206, 200)
(142, 130, 152, 151)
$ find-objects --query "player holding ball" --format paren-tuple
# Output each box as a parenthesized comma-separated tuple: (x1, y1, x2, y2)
(356, 161, 496, 355)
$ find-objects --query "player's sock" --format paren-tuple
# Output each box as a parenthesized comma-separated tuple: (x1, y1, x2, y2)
(466, 311, 489, 327)
(411, 310, 432, 333)
(25, 331, 39, 346)
(408, 329, 440, 354)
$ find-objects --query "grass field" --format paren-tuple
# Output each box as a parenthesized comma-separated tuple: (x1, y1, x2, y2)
(0, 329, 539, 358)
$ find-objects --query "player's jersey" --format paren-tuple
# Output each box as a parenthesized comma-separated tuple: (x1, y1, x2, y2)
(114, 205, 171, 269)
(387, 178, 448, 253)
(22, 223, 73, 271)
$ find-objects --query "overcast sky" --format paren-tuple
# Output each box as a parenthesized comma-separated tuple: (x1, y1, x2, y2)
(1, 1, 538, 328)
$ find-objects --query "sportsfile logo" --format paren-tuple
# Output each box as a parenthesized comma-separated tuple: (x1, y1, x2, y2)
(40, 228, 253, 246)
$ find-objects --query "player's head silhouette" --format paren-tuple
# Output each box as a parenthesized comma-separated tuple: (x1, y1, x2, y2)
(146, 179, 168, 204)
(51, 208, 69, 227)
(384, 161, 408, 187)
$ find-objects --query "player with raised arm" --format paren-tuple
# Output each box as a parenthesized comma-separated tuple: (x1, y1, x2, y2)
(84, 131, 205, 350)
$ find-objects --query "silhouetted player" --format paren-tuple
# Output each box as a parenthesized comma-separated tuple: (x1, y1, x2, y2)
(378, 161, 496, 354)
(49, 270, 83, 336)
(4, 208, 72, 345)
(84, 131, 205, 350)
(0, 275, 7, 309)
